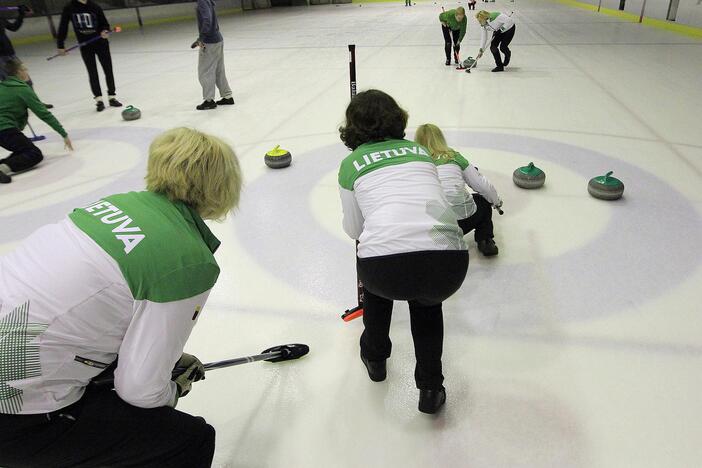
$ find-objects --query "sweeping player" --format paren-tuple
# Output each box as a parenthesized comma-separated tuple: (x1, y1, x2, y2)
(0, 128, 241, 467)
(475, 10, 516, 72)
(56, 0, 122, 111)
(439, 7, 467, 66)
(415, 124, 502, 256)
(338, 90, 468, 414)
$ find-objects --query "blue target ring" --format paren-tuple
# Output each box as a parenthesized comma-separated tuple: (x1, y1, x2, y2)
(234, 132, 702, 326)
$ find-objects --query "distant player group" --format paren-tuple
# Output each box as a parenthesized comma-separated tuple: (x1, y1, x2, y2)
(0, 0, 231, 183)
(440, 6, 516, 72)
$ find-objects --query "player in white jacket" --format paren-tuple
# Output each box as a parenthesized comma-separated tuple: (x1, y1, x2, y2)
(338, 90, 468, 414)
(416, 124, 502, 256)
(476, 10, 516, 72)
(0, 128, 242, 468)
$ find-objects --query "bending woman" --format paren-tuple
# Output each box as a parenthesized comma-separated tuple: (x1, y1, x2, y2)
(338, 90, 468, 414)
(476, 10, 516, 72)
(439, 7, 467, 66)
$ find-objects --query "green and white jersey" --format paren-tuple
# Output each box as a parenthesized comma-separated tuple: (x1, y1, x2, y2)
(479, 12, 515, 50)
(0, 191, 220, 414)
(434, 152, 502, 220)
(338, 139, 466, 258)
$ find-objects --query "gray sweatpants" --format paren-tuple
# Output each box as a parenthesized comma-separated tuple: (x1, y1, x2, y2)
(198, 41, 232, 101)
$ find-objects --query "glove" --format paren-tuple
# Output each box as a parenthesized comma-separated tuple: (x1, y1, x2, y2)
(172, 353, 205, 398)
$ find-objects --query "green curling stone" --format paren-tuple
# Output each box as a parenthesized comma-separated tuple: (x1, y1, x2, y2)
(588, 171, 624, 200)
(513, 162, 545, 189)
(121, 105, 141, 121)
(264, 145, 292, 169)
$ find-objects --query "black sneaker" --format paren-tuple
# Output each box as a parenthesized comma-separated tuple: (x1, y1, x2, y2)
(477, 238, 499, 256)
(492, 66, 504, 72)
(216, 97, 235, 105)
(196, 100, 217, 110)
(43, 103, 54, 109)
(361, 355, 386, 382)
(445, 59, 451, 66)
(108, 98, 123, 107)
(0, 171, 11, 183)
(96, 101, 105, 112)
(419, 387, 446, 414)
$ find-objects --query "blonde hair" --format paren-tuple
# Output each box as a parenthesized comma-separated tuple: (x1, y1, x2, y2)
(476, 10, 490, 22)
(456, 6, 465, 15)
(146, 128, 242, 221)
(415, 124, 456, 163)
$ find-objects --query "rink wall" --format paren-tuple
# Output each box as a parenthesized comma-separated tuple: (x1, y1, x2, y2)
(557, 0, 702, 32)
(8, 0, 250, 44)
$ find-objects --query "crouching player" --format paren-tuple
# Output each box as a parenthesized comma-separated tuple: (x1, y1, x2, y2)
(0, 127, 242, 467)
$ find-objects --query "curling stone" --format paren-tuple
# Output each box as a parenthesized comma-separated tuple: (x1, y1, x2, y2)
(513, 162, 545, 189)
(588, 171, 624, 200)
(264, 145, 292, 169)
(121, 105, 141, 121)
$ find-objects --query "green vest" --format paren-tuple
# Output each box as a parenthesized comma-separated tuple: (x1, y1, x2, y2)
(69, 191, 221, 303)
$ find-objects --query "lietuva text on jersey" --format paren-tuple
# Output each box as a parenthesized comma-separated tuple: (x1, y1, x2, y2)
(352, 145, 430, 172)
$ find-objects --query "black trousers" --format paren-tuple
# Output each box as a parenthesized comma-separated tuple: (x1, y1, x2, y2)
(0, 127, 43, 173)
(80, 38, 116, 98)
(490, 25, 516, 67)
(0, 387, 215, 468)
(457, 193, 494, 241)
(441, 25, 461, 61)
(358, 250, 468, 390)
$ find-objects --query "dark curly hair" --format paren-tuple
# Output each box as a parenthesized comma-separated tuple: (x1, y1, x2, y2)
(339, 89, 408, 150)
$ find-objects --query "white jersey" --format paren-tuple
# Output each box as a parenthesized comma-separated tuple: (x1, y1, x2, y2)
(338, 139, 467, 258)
(479, 12, 515, 50)
(435, 152, 501, 220)
(0, 191, 220, 414)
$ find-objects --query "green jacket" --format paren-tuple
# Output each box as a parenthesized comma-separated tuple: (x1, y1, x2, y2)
(0, 77, 67, 137)
(439, 9, 467, 43)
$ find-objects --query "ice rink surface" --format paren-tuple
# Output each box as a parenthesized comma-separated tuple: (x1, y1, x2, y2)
(2, 0, 702, 466)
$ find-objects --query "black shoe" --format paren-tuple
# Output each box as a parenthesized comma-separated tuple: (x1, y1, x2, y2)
(492, 66, 504, 72)
(108, 98, 123, 107)
(361, 355, 386, 382)
(0, 171, 11, 184)
(419, 387, 446, 414)
(216, 97, 235, 105)
(43, 103, 54, 109)
(503, 53, 511, 67)
(445, 59, 451, 66)
(196, 100, 217, 110)
(477, 238, 499, 256)
(96, 101, 105, 112)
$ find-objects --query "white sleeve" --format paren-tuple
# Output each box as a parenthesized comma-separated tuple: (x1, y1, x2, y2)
(339, 186, 364, 240)
(114, 289, 211, 408)
(480, 26, 490, 51)
(463, 163, 501, 206)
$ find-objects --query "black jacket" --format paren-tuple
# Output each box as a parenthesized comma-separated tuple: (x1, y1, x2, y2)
(57, 0, 110, 49)
(0, 9, 25, 56)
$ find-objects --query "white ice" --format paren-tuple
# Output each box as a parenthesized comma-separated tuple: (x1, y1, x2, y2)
(2, 0, 702, 466)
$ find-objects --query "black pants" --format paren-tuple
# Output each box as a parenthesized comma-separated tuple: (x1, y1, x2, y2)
(441, 25, 461, 62)
(80, 38, 116, 98)
(457, 193, 494, 241)
(0, 387, 215, 468)
(358, 250, 468, 390)
(490, 25, 516, 67)
(0, 128, 43, 173)
(468, 2, 476, 9)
